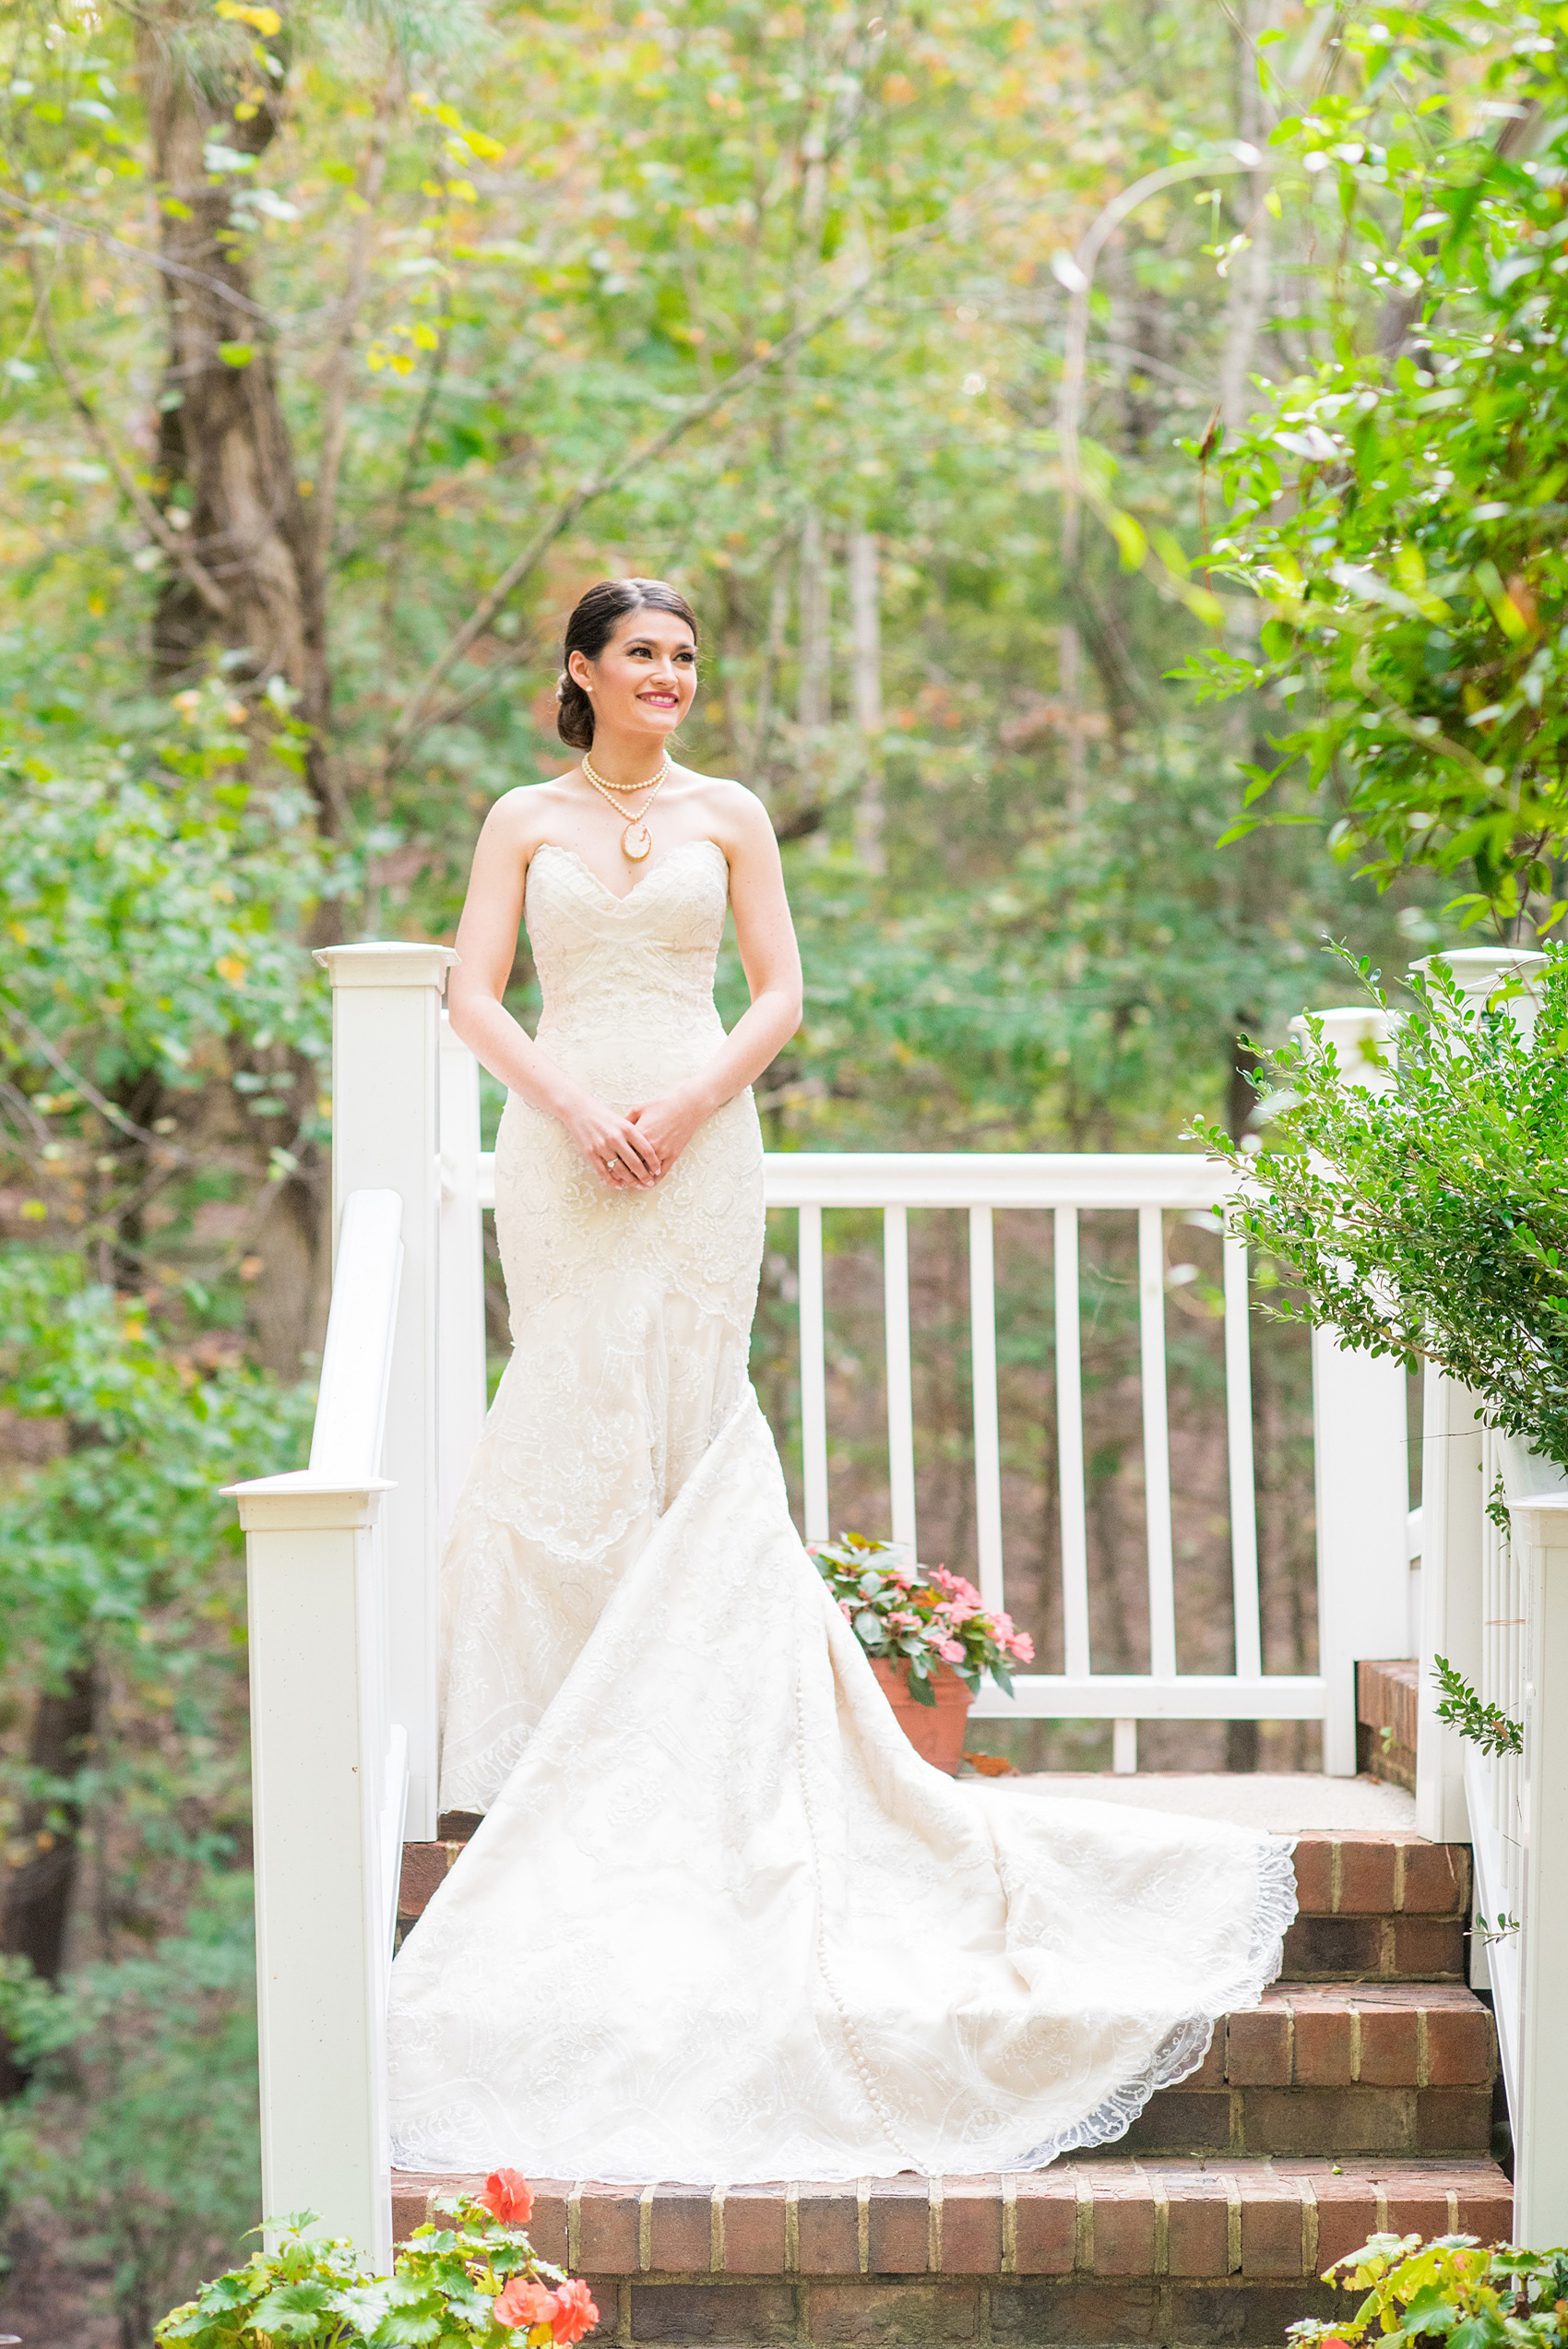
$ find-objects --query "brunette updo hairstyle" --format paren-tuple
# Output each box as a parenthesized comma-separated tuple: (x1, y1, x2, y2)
(555, 577, 700, 750)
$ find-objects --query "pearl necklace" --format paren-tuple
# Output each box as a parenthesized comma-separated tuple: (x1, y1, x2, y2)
(580, 749, 671, 861)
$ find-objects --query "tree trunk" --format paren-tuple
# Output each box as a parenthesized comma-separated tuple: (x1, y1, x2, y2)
(1218, 0, 1277, 437)
(137, 7, 339, 837)
(0, 1662, 99, 2097)
(797, 507, 830, 733)
(849, 528, 885, 875)
(137, 11, 339, 1373)
(1058, 622, 1088, 821)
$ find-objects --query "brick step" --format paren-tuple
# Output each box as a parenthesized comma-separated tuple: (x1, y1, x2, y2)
(400, 1824, 1474, 1984)
(391, 2157, 1513, 2344)
(1358, 1661, 1419, 1793)
(1127, 1982, 1493, 2156)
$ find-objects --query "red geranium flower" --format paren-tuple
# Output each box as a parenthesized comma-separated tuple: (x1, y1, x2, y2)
(482, 2169, 536, 2227)
(494, 2275, 557, 2330)
(550, 2277, 600, 2343)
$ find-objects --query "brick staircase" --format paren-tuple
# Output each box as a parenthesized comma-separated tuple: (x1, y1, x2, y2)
(395, 1816, 1510, 2346)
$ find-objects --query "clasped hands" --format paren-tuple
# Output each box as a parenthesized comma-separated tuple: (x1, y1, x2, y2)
(564, 1084, 709, 1189)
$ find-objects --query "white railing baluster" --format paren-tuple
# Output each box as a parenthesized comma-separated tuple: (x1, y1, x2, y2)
(1054, 1206, 1091, 1680)
(884, 1204, 918, 1554)
(437, 1011, 487, 1549)
(968, 1205, 1005, 1613)
(1500, 1477, 1568, 2244)
(1138, 1204, 1178, 1681)
(1223, 1231, 1263, 1682)
(798, 1203, 830, 1544)
(1416, 1366, 1484, 1843)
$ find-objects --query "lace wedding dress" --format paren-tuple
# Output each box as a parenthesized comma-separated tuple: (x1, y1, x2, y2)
(387, 837, 1297, 2183)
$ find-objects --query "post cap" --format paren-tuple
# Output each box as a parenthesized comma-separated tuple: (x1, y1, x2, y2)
(314, 942, 458, 990)
(1288, 1005, 1396, 1090)
(1411, 946, 1548, 1000)
(222, 1472, 394, 1532)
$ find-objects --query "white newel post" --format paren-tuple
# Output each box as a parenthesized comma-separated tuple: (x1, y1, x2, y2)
(1412, 948, 1547, 1845)
(438, 1012, 488, 1547)
(231, 1473, 395, 2266)
(1505, 1492, 1568, 2244)
(315, 944, 457, 1840)
(1295, 1007, 1411, 1776)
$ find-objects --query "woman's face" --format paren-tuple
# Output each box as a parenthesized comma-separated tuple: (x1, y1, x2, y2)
(569, 608, 698, 744)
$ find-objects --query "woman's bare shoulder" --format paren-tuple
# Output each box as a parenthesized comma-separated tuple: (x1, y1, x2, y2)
(481, 779, 574, 843)
(681, 770, 775, 844)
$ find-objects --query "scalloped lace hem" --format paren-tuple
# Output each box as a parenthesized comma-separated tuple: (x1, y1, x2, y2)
(1007, 1830, 1299, 2170)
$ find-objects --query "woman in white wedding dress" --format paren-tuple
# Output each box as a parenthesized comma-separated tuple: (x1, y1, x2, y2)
(387, 578, 1297, 2184)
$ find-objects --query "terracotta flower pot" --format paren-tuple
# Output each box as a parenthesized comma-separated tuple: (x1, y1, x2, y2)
(870, 1658, 974, 1774)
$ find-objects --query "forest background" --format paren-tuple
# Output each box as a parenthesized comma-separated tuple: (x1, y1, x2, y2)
(0, 0, 1553, 2336)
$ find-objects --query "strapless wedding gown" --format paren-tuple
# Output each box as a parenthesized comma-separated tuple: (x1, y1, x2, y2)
(387, 837, 1296, 2183)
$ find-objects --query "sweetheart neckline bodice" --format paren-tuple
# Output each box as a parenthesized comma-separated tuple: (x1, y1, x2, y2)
(528, 836, 728, 910)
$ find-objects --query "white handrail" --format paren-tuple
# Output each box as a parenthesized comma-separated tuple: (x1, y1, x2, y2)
(474, 1148, 1240, 1213)
(309, 1189, 403, 1478)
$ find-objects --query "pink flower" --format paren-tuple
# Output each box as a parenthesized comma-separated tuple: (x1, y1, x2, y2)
(937, 1639, 966, 1663)
(551, 2278, 601, 2343)
(482, 2170, 535, 2227)
(837, 1598, 855, 1619)
(1008, 1630, 1036, 1663)
(494, 2276, 556, 2329)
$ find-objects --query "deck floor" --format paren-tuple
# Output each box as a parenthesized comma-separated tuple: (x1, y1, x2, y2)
(995, 1771, 1418, 1832)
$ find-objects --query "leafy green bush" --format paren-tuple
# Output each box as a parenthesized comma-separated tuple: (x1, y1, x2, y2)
(0, 1886, 263, 2346)
(0, 1245, 311, 2332)
(156, 2177, 600, 2348)
(1194, 948, 1568, 1470)
(1185, 0, 1568, 924)
(1291, 2233, 1568, 2349)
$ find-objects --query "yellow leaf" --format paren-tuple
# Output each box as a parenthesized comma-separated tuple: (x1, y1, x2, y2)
(217, 955, 247, 986)
(215, 1, 282, 30)
(1107, 507, 1148, 570)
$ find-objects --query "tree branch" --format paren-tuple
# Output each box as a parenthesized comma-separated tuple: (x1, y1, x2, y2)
(0, 187, 274, 326)
(386, 184, 1002, 760)
(314, 60, 402, 563)
(30, 266, 231, 617)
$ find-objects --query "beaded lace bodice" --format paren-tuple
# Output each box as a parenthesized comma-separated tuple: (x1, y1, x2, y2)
(529, 838, 729, 1073)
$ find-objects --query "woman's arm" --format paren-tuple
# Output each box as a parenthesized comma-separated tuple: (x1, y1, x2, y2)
(447, 795, 660, 1186)
(627, 787, 803, 1172)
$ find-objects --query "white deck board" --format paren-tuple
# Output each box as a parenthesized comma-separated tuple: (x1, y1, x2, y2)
(993, 1771, 1419, 1833)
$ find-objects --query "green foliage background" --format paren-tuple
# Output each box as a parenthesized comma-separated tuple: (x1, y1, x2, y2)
(0, 0, 1549, 2331)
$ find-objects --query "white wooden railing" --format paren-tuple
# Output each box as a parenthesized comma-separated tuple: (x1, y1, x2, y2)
(227, 941, 1424, 2257)
(472, 1141, 1408, 1759)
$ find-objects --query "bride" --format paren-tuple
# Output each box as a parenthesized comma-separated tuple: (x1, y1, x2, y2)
(386, 577, 1296, 2184)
